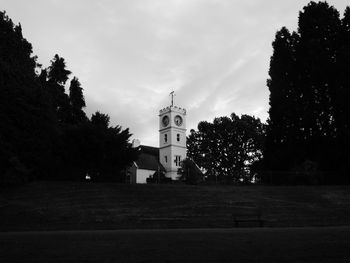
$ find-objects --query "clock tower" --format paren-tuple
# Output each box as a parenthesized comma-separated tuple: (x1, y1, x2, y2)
(159, 94, 187, 180)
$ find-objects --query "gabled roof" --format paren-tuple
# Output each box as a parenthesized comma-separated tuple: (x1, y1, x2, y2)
(135, 145, 166, 172)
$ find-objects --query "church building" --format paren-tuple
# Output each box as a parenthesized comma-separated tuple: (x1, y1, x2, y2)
(128, 95, 187, 183)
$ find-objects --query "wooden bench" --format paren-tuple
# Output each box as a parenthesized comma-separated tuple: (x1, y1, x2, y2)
(232, 210, 264, 227)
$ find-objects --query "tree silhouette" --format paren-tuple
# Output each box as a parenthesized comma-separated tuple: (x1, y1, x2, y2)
(336, 7, 350, 176)
(177, 158, 204, 185)
(0, 11, 55, 184)
(91, 111, 110, 129)
(265, 27, 301, 173)
(188, 114, 265, 184)
(264, 2, 350, 184)
(0, 11, 138, 184)
(46, 54, 72, 124)
(68, 77, 87, 124)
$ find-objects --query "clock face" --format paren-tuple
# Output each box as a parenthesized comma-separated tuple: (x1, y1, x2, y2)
(162, 115, 169, 127)
(174, 115, 183, 126)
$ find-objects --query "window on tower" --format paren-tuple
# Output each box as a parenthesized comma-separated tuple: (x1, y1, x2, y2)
(164, 134, 167, 143)
(165, 156, 168, 163)
(177, 134, 180, 142)
(174, 155, 181, 166)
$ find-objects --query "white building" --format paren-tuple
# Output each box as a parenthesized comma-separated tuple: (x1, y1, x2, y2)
(129, 98, 187, 183)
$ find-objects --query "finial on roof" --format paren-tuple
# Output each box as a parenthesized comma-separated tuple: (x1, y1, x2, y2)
(170, 91, 176, 107)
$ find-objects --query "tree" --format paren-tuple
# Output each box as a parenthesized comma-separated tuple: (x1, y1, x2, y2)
(0, 11, 55, 184)
(46, 54, 72, 124)
(68, 77, 87, 124)
(91, 111, 110, 129)
(264, 2, 350, 184)
(0, 11, 138, 184)
(264, 27, 301, 173)
(187, 114, 265, 184)
(297, 2, 340, 171)
(177, 158, 204, 185)
(61, 112, 139, 181)
(336, 7, 350, 177)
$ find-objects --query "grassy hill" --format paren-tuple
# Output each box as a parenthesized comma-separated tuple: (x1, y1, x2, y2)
(1, 181, 350, 231)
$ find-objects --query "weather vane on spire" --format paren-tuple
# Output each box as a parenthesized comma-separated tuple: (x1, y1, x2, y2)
(170, 91, 176, 107)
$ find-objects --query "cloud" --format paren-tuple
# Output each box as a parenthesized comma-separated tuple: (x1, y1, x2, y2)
(2, 0, 350, 146)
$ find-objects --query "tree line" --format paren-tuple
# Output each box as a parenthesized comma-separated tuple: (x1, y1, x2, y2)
(2, 1, 350, 186)
(0, 11, 138, 185)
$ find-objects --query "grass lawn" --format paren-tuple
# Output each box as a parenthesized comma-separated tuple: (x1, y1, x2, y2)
(1, 181, 350, 230)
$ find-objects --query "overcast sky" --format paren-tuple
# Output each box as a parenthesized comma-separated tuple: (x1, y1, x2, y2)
(2, 0, 349, 146)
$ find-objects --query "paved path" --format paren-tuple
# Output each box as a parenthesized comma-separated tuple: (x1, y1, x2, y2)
(1, 227, 350, 262)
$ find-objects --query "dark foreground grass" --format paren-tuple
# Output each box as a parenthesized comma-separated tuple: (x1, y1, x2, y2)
(1, 227, 350, 263)
(1, 181, 350, 230)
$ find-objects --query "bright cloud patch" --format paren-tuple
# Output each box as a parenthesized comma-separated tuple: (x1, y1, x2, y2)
(2, 0, 349, 146)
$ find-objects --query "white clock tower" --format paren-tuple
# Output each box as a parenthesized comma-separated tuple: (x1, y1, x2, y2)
(159, 92, 187, 180)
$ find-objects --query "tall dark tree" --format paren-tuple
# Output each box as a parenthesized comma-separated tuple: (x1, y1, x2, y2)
(297, 2, 341, 171)
(265, 27, 301, 173)
(335, 7, 350, 176)
(0, 11, 55, 184)
(68, 77, 87, 124)
(264, 2, 350, 184)
(46, 54, 72, 124)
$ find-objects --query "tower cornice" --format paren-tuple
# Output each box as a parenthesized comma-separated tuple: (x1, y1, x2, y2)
(159, 144, 187, 150)
(159, 126, 186, 132)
